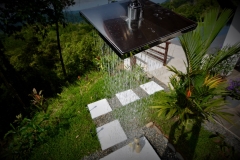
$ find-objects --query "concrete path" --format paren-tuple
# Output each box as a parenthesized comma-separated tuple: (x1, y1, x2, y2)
(148, 40, 187, 86)
(87, 81, 164, 159)
(100, 136, 160, 160)
(86, 40, 240, 159)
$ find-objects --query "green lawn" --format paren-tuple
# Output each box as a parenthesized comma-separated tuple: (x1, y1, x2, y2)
(3, 71, 238, 160)
(29, 68, 149, 159)
(29, 71, 105, 159)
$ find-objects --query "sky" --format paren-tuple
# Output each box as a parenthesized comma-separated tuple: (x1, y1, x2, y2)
(65, 0, 167, 11)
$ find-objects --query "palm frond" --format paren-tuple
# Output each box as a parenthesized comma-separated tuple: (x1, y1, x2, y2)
(213, 111, 234, 124)
(151, 105, 178, 120)
(202, 43, 240, 71)
(167, 65, 185, 76)
(201, 98, 233, 124)
(179, 8, 233, 73)
(203, 98, 226, 111)
(192, 100, 203, 112)
(201, 9, 233, 49)
(191, 73, 205, 87)
(180, 33, 204, 71)
(204, 75, 223, 89)
(166, 108, 178, 119)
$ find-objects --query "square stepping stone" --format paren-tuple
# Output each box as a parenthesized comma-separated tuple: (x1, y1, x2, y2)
(140, 81, 164, 95)
(116, 89, 140, 106)
(87, 99, 112, 119)
(97, 120, 127, 150)
(100, 136, 160, 160)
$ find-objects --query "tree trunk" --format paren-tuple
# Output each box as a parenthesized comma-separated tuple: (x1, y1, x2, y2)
(55, 21, 67, 79)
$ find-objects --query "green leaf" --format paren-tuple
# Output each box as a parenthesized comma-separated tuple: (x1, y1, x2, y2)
(10, 123, 16, 130)
(4, 130, 16, 139)
(179, 8, 233, 74)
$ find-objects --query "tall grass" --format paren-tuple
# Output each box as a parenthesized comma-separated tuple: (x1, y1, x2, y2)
(29, 71, 106, 160)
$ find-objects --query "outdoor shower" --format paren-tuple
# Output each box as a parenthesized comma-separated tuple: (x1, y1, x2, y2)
(80, 0, 197, 59)
(79, 0, 198, 150)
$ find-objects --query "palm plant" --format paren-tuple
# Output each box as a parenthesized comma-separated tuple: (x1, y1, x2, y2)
(152, 8, 240, 126)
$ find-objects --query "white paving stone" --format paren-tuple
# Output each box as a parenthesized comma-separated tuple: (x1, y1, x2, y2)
(140, 81, 164, 95)
(100, 136, 161, 160)
(87, 99, 112, 119)
(116, 89, 140, 106)
(97, 120, 127, 150)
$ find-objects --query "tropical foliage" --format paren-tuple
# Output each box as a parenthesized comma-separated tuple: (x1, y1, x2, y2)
(160, 0, 238, 21)
(1, 0, 76, 78)
(0, 22, 101, 138)
(1, 72, 106, 160)
(152, 8, 240, 126)
(3, 113, 50, 159)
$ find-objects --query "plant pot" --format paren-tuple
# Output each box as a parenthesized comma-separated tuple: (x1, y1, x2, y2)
(226, 96, 240, 108)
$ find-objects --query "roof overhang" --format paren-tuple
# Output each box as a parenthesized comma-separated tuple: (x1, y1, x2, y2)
(80, 0, 197, 59)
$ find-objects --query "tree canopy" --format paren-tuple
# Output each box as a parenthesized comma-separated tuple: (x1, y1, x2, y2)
(0, 0, 75, 35)
(160, 0, 238, 21)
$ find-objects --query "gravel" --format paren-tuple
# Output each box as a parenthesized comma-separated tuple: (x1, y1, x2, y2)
(86, 117, 240, 160)
(142, 126, 178, 160)
(106, 96, 122, 109)
(83, 123, 179, 160)
(83, 79, 182, 160)
(132, 87, 149, 98)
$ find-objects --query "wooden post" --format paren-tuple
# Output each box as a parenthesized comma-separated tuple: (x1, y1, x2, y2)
(130, 55, 136, 69)
(163, 41, 171, 66)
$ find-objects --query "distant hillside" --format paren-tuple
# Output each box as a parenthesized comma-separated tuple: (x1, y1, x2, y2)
(63, 11, 84, 23)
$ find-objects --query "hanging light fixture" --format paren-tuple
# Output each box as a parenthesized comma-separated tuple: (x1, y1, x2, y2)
(80, 0, 197, 59)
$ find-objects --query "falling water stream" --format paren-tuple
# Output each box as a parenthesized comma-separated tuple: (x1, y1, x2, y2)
(93, 31, 154, 139)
